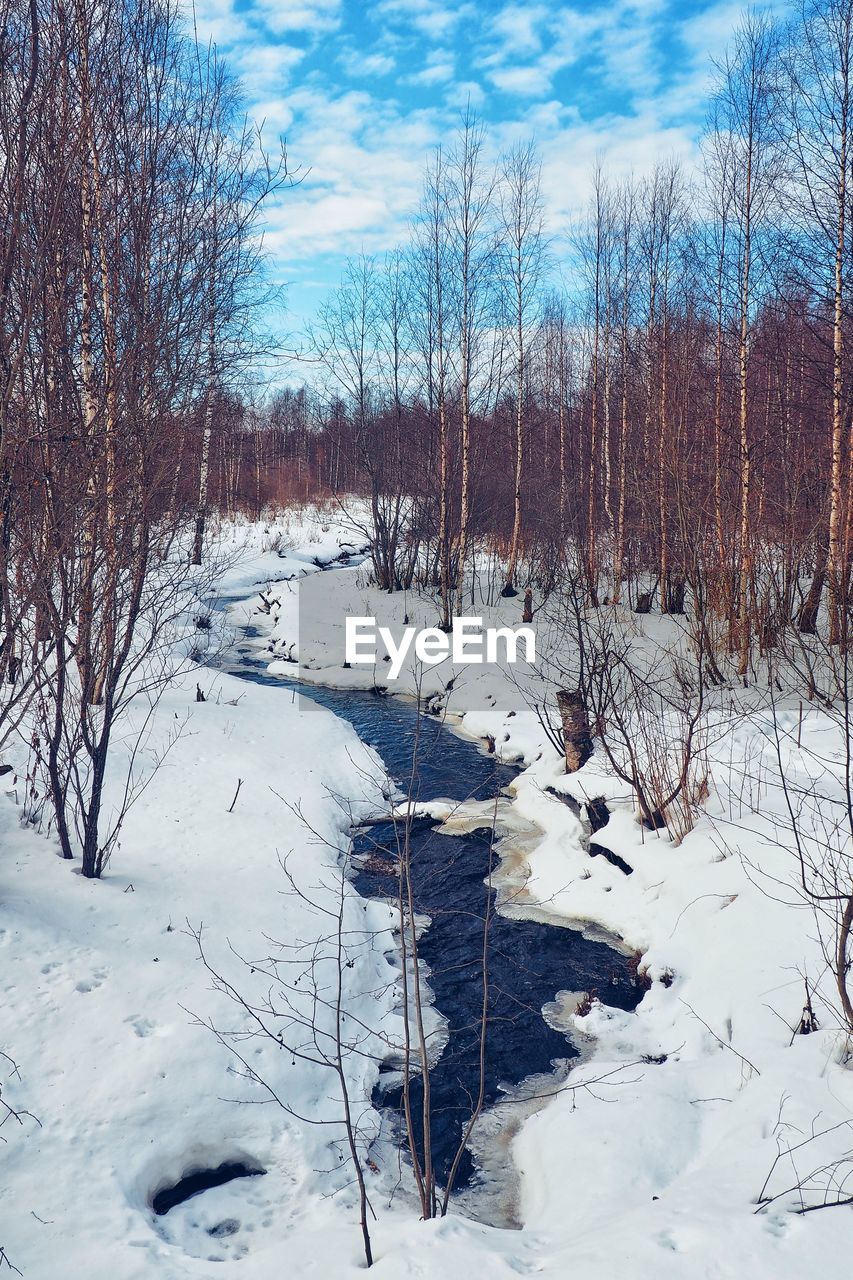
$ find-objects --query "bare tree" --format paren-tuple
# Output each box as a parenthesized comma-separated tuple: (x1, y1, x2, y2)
(784, 0, 853, 643)
(710, 12, 781, 673)
(444, 110, 495, 594)
(498, 140, 545, 596)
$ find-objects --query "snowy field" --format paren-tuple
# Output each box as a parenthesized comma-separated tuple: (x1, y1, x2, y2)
(2, 507, 852, 1278)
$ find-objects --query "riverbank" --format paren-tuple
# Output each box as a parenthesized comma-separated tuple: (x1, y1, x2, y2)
(0, 525, 405, 1276)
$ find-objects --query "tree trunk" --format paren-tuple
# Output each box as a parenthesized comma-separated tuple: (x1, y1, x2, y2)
(557, 689, 593, 773)
(828, 72, 847, 645)
(799, 535, 829, 634)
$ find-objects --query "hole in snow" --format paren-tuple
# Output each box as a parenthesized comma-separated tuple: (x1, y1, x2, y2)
(150, 1160, 266, 1215)
(208, 1218, 240, 1238)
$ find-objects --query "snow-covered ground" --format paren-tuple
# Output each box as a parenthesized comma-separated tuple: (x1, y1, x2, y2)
(2, 507, 852, 1277)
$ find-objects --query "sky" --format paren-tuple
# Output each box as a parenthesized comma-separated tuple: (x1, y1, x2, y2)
(189, 0, 786, 340)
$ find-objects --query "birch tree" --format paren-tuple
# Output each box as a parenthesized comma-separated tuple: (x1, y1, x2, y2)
(710, 12, 780, 674)
(498, 140, 545, 597)
(444, 111, 495, 593)
(785, 0, 853, 644)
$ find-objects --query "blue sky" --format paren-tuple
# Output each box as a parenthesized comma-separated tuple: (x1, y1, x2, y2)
(190, 0, 786, 337)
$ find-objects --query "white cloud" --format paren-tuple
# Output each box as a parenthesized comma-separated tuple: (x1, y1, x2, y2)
(407, 48, 456, 86)
(475, 4, 599, 99)
(258, 85, 443, 268)
(253, 96, 297, 140)
(236, 41, 305, 95)
(536, 109, 700, 237)
(187, 0, 252, 46)
(374, 0, 474, 40)
(490, 3, 549, 56)
(339, 47, 396, 77)
(252, 0, 342, 35)
(679, 0, 754, 60)
(443, 77, 487, 108)
(488, 64, 548, 97)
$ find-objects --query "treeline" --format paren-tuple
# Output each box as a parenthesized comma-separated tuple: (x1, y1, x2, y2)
(0, 0, 283, 874)
(213, 1, 853, 666)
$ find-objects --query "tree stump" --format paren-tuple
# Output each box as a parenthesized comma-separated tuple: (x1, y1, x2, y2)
(522, 587, 533, 624)
(556, 689, 593, 773)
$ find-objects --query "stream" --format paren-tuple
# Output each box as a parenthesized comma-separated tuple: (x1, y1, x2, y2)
(214, 588, 642, 1222)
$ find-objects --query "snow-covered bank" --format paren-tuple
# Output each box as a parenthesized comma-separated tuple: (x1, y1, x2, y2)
(0, 525, 400, 1277)
(239, 510, 853, 1277)
(2, 508, 852, 1278)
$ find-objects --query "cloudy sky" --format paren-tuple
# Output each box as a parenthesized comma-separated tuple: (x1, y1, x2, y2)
(190, 0, 784, 334)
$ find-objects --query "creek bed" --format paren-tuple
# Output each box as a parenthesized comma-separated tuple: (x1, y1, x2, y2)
(216, 600, 642, 1208)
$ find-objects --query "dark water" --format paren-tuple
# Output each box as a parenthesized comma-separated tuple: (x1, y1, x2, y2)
(152, 1162, 265, 1216)
(214, 597, 641, 1198)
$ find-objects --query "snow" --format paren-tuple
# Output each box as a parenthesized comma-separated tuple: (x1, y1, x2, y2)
(2, 506, 852, 1277)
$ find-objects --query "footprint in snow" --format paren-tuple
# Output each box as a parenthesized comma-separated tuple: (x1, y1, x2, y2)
(125, 1015, 158, 1038)
(75, 967, 108, 993)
